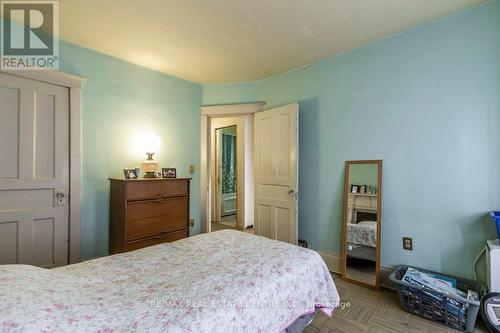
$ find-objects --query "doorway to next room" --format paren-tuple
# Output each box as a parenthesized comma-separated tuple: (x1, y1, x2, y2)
(212, 125, 239, 230)
(201, 102, 298, 243)
(210, 122, 253, 234)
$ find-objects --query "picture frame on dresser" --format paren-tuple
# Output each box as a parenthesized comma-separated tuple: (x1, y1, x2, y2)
(162, 168, 177, 178)
(109, 178, 191, 254)
(123, 168, 138, 179)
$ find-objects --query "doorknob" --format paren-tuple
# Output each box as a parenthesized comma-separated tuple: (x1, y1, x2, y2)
(55, 191, 65, 206)
(288, 189, 298, 199)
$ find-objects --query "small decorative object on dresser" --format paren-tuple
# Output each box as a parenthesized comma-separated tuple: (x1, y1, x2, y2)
(162, 167, 177, 178)
(109, 178, 191, 254)
(123, 168, 138, 179)
(134, 132, 161, 178)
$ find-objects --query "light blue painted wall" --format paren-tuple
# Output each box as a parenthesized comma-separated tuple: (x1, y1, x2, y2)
(58, 41, 202, 260)
(202, 81, 260, 105)
(349, 164, 378, 188)
(203, 1, 500, 279)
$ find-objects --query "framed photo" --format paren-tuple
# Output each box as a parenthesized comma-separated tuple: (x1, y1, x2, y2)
(162, 168, 177, 178)
(350, 184, 359, 193)
(123, 168, 138, 179)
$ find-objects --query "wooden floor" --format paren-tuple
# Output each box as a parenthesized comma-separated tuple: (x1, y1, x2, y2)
(307, 274, 488, 333)
(345, 259, 376, 286)
(211, 221, 254, 234)
(218, 215, 237, 228)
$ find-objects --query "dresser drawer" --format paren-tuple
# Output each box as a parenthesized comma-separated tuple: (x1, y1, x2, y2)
(127, 215, 188, 241)
(125, 229, 188, 252)
(109, 178, 191, 254)
(126, 179, 189, 201)
(127, 197, 188, 221)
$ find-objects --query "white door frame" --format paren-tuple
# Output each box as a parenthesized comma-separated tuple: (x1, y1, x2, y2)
(200, 102, 265, 233)
(1, 70, 84, 264)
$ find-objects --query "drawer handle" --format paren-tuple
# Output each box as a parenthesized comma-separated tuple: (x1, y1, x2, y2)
(155, 232, 165, 239)
(128, 192, 188, 204)
(131, 230, 170, 241)
(148, 193, 171, 203)
(152, 193, 186, 203)
(128, 229, 187, 244)
(154, 231, 169, 239)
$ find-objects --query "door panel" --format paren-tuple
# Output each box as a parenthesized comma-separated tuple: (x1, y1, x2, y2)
(33, 218, 56, 267)
(257, 116, 273, 178)
(0, 86, 20, 179)
(0, 221, 19, 264)
(276, 113, 291, 178)
(254, 103, 298, 244)
(0, 189, 54, 210)
(34, 93, 56, 179)
(0, 73, 69, 267)
(276, 207, 291, 243)
(257, 204, 271, 238)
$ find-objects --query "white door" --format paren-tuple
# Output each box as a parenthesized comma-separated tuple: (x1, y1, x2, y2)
(0, 73, 69, 268)
(254, 103, 298, 244)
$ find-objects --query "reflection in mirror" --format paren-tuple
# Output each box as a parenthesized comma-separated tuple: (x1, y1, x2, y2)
(342, 160, 382, 289)
(216, 126, 237, 228)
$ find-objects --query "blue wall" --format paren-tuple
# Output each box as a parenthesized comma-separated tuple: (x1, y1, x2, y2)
(202, 81, 260, 105)
(204, 1, 500, 278)
(58, 42, 202, 260)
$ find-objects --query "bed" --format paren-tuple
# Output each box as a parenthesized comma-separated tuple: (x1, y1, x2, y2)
(0, 230, 339, 332)
(347, 220, 377, 248)
(347, 220, 377, 261)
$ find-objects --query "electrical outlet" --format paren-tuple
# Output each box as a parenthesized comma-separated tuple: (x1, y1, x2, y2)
(403, 237, 413, 251)
(189, 218, 195, 228)
(189, 165, 195, 174)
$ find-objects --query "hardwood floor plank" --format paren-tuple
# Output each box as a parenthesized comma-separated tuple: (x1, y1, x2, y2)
(307, 274, 488, 333)
(323, 313, 369, 333)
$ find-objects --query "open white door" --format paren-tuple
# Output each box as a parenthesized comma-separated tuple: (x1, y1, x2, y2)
(254, 103, 298, 244)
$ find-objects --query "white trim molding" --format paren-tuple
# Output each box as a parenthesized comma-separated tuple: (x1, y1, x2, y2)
(201, 102, 265, 116)
(318, 251, 342, 274)
(318, 251, 396, 290)
(1, 70, 85, 89)
(2, 70, 84, 264)
(69, 88, 82, 264)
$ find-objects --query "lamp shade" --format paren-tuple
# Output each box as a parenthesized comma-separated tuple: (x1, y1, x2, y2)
(133, 131, 161, 154)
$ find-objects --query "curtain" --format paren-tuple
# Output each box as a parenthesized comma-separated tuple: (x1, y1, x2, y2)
(221, 133, 236, 194)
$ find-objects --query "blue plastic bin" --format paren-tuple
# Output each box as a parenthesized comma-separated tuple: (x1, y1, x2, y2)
(490, 211, 500, 239)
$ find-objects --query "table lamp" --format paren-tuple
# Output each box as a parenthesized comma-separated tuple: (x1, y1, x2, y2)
(134, 132, 161, 178)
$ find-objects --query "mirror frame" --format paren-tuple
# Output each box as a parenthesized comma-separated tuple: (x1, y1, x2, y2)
(341, 160, 383, 290)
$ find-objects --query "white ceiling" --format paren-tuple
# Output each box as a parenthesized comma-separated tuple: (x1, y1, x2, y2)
(54, 0, 487, 83)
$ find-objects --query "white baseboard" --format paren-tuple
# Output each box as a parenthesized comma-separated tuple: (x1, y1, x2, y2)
(317, 251, 396, 290)
(380, 266, 396, 290)
(318, 251, 342, 274)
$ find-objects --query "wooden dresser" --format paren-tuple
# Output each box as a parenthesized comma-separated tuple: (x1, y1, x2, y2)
(109, 178, 190, 254)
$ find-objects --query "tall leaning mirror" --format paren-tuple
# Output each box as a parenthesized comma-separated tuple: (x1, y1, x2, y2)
(342, 160, 382, 289)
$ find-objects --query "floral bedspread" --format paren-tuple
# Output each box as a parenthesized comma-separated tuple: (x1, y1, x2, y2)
(347, 221, 377, 247)
(0, 230, 339, 333)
